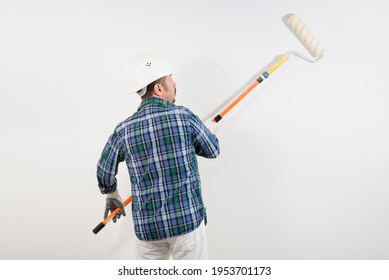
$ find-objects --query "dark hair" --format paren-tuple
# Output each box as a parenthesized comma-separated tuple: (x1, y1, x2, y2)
(141, 76, 167, 100)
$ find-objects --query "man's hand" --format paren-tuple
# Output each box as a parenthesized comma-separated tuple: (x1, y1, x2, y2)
(204, 118, 219, 135)
(104, 189, 126, 223)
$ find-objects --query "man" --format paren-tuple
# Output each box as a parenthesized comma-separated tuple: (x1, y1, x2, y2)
(97, 51, 220, 260)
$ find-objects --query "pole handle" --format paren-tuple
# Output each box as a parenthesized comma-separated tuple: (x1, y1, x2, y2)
(92, 222, 106, 234)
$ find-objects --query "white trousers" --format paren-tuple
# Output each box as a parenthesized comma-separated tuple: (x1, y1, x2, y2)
(135, 221, 207, 260)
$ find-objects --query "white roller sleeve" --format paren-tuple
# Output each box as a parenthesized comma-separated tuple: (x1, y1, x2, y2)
(286, 14, 325, 57)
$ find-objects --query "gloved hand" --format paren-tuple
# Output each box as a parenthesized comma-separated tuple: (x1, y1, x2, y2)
(104, 189, 126, 223)
(204, 118, 219, 135)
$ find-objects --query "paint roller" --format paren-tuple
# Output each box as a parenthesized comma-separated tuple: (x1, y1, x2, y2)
(212, 13, 325, 123)
(284, 14, 325, 62)
(93, 14, 325, 234)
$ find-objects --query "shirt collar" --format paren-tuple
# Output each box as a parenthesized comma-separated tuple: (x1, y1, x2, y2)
(137, 97, 175, 111)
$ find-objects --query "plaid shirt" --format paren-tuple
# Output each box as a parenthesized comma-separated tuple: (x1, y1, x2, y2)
(97, 97, 220, 241)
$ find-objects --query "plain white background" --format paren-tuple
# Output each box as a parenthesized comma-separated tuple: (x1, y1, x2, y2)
(1, 0, 388, 259)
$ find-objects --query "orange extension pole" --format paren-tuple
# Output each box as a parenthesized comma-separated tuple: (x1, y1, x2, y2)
(212, 54, 289, 123)
(214, 80, 259, 121)
(93, 195, 132, 234)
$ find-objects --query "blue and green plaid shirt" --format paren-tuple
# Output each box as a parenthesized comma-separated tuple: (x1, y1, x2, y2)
(97, 97, 220, 241)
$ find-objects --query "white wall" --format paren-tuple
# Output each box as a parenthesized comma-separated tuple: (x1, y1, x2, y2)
(1, 0, 389, 259)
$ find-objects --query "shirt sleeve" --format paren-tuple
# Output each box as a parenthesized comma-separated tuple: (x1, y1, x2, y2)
(97, 129, 125, 194)
(189, 111, 220, 158)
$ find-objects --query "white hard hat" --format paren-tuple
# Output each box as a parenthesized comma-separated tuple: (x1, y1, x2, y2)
(125, 51, 172, 96)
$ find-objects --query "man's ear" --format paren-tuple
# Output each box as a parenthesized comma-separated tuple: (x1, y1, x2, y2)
(153, 83, 163, 97)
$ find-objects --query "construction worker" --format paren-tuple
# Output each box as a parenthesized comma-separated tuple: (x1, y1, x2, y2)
(97, 51, 220, 260)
